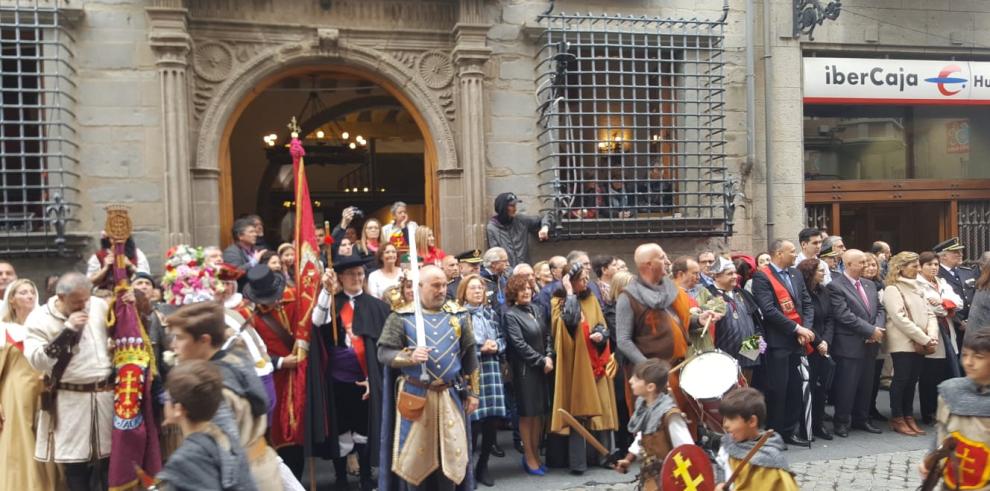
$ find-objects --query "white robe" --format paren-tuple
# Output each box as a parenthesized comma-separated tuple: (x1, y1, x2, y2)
(23, 296, 113, 462)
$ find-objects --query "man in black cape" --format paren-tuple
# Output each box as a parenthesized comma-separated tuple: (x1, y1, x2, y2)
(305, 254, 390, 490)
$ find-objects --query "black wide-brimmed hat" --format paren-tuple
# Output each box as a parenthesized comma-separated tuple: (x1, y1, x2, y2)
(242, 264, 286, 306)
(332, 254, 370, 273)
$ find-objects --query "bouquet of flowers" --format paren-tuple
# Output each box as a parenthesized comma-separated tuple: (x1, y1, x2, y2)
(739, 334, 767, 361)
(161, 244, 217, 305)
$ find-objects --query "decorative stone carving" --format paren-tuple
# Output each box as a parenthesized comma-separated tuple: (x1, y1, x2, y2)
(438, 89, 455, 121)
(317, 28, 340, 52)
(418, 51, 454, 89)
(390, 50, 419, 71)
(193, 41, 233, 82)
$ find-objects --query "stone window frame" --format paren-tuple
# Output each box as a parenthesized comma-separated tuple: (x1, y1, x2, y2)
(0, 1, 79, 256)
(536, 11, 732, 239)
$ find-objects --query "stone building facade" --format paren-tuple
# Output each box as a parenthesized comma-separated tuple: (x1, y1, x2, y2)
(3, 0, 989, 280)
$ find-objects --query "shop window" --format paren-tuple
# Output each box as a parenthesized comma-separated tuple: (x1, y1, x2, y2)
(536, 11, 731, 239)
(804, 105, 990, 180)
(0, 3, 78, 255)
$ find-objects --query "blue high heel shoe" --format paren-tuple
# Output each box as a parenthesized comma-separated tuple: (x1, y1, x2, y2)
(521, 456, 545, 476)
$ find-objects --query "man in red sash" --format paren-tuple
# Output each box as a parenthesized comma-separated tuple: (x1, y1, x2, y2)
(751, 239, 816, 448)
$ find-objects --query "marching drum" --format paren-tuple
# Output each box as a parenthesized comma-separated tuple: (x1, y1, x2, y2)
(676, 350, 744, 433)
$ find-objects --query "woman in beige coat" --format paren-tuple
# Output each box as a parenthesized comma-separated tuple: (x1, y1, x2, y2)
(881, 252, 939, 436)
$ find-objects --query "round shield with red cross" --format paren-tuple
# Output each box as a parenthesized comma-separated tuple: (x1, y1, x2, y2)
(660, 444, 716, 491)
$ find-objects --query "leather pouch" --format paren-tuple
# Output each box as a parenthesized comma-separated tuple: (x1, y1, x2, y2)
(397, 389, 426, 421)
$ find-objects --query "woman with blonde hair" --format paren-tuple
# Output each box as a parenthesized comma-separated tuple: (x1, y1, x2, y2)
(0, 279, 60, 490)
(881, 251, 939, 436)
(357, 218, 382, 261)
(414, 225, 446, 267)
(457, 273, 506, 486)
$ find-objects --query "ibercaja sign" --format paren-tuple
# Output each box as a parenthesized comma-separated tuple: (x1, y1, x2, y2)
(803, 57, 990, 105)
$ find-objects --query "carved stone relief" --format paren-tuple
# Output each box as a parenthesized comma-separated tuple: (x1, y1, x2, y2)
(188, 31, 460, 124)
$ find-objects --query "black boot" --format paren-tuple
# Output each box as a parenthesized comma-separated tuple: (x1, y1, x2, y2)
(357, 444, 375, 491)
(475, 452, 494, 487)
(333, 457, 350, 490)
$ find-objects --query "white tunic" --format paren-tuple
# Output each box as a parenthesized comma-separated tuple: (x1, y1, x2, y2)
(23, 296, 113, 462)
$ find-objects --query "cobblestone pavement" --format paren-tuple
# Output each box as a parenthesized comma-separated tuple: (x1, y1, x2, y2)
(308, 393, 935, 490)
(791, 449, 926, 491)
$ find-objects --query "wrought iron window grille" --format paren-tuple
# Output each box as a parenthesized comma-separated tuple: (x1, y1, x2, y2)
(0, 0, 79, 256)
(536, 8, 732, 239)
(959, 201, 990, 261)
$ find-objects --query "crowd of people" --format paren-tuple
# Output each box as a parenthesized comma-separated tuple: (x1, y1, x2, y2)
(1, 193, 989, 491)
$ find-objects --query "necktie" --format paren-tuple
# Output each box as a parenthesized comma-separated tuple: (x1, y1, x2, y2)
(855, 279, 870, 309)
(779, 269, 794, 293)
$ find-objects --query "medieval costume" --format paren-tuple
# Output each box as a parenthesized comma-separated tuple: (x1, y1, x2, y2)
(211, 347, 284, 491)
(307, 255, 390, 491)
(933, 377, 990, 490)
(243, 265, 307, 475)
(24, 295, 114, 490)
(615, 277, 697, 367)
(378, 300, 479, 491)
(223, 298, 276, 418)
(86, 236, 151, 293)
(615, 277, 700, 435)
(626, 393, 693, 488)
(706, 281, 763, 373)
(715, 432, 798, 490)
(549, 290, 618, 473)
(0, 291, 61, 491)
(156, 403, 258, 491)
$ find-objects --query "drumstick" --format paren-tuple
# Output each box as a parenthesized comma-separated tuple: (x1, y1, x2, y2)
(669, 353, 697, 374)
(724, 430, 775, 488)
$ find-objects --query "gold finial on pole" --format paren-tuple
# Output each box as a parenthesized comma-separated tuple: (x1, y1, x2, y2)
(287, 116, 301, 139)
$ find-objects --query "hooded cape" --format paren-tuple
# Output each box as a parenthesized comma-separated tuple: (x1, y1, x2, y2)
(305, 292, 389, 462)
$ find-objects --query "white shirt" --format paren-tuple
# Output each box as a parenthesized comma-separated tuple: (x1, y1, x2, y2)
(85, 248, 151, 277)
(626, 412, 693, 456)
(367, 269, 402, 301)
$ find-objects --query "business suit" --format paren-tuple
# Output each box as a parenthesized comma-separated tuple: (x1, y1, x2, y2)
(827, 273, 886, 428)
(752, 264, 815, 438)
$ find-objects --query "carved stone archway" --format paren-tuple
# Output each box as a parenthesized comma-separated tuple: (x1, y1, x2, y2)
(191, 36, 466, 249)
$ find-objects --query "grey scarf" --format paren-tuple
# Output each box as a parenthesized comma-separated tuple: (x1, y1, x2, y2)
(939, 377, 990, 417)
(628, 392, 678, 435)
(722, 432, 791, 471)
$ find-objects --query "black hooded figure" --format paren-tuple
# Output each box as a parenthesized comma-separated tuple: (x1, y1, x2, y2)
(484, 192, 552, 267)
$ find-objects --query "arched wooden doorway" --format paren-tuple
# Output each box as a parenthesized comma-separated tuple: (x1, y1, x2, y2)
(216, 64, 440, 247)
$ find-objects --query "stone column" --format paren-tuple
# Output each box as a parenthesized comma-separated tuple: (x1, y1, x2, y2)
(452, 0, 491, 249)
(147, 1, 192, 246)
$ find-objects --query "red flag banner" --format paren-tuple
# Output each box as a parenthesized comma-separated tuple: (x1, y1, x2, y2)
(286, 128, 320, 444)
(105, 209, 161, 490)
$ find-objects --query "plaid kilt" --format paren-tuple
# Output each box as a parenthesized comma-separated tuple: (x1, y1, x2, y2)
(471, 353, 507, 420)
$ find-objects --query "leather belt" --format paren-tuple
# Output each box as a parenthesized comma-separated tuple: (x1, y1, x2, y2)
(57, 377, 114, 393)
(403, 376, 454, 392)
